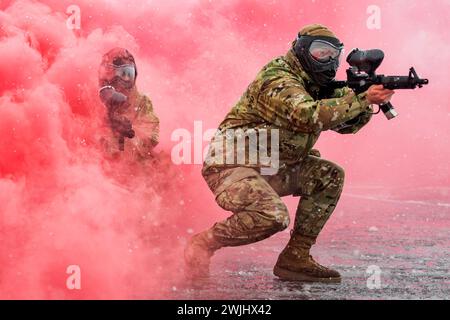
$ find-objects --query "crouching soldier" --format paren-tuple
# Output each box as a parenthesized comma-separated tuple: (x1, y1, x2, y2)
(185, 24, 395, 282)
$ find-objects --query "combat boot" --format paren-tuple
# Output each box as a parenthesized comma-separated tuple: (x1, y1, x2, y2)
(184, 230, 221, 279)
(273, 233, 341, 283)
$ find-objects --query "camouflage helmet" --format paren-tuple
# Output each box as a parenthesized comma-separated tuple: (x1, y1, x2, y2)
(298, 24, 338, 38)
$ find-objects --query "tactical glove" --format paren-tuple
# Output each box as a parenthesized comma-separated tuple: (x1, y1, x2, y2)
(99, 86, 127, 109)
(109, 114, 135, 139)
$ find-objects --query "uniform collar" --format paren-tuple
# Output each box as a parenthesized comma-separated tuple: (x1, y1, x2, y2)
(284, 49, 321, 96)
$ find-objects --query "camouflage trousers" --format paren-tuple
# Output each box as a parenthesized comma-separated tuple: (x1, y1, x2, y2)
(203, 155, 345, 247)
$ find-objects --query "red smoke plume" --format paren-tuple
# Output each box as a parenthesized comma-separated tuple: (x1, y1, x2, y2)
(0, 0, 448, 298)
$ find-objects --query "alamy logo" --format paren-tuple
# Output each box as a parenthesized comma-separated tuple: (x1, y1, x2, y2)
(366, 265, 382, 289)
(66, 5, 81, 30)
(66, 265, 81, 290)
(366, 5, 381, 30)
(171, 121, 280, 175)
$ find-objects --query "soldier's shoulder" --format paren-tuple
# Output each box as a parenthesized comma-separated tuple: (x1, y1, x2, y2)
(138, 93, 152, 104)
(257, 56, 304, 86)
(136, 93, 154, 111)
(260, 56, 290, 76)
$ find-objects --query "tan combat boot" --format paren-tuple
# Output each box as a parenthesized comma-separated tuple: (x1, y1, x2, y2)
(184, 230, 221, 279)
(273, 233, 341, 283)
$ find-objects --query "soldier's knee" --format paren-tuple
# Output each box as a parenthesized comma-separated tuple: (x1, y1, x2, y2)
(323, 162, 345, 197)
(331, 162, 345, 184)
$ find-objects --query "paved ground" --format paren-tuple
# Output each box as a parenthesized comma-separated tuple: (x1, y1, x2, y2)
(171, 186, 450, 300)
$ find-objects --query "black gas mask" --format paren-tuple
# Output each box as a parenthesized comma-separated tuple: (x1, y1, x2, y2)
(293, 35, 344, 86)
(110, 63, 136, 90)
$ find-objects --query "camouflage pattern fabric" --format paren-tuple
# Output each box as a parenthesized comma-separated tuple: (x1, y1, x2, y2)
(203, 49, 372, 185)
(201, 46, 371, 247)
(204, 154, 345, 246)
(211, 171, 290, 246)
(298, 23, 338, 38)
(100, 89, 160, 161)
(98, 47, 160, 162)
(265, 155, 345, 237)
(202, 50, 373, 194)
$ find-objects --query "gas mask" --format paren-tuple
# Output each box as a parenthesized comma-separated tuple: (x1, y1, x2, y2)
(107, 63, 136, 90)
(99, 48, 138, 92)
(111, 64, 136, 84)
(293, 35, 344, 86)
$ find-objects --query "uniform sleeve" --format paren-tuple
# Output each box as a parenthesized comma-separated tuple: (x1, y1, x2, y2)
(330, 86, 374, 134)
(331, 86, 352, 98)
(130, 95, 160, 157)
(331, 109, 373, 134)
(257, 76, 372, 133)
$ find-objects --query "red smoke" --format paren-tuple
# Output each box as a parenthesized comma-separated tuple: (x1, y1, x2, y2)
(0, 0, 448, 298)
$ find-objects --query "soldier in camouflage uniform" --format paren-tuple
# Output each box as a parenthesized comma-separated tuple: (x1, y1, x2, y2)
(98, 48, 159, 161)
(185, 24, 395, 282)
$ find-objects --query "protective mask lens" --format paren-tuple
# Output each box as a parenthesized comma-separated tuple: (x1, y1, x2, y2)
(113, 64, 136, 82)
(309, 40, 342, 63)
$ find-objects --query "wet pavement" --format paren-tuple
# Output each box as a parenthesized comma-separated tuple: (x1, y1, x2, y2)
(171, 186, 449, 300)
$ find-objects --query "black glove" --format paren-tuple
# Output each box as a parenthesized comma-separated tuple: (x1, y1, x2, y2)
(99, 87, 135, 139)
(109, 114, 135, 139)
(332, 111, 373, 134)
(99, 86, 127, 110)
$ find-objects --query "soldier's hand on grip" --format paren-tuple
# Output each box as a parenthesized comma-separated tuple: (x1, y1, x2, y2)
(109, 114, 135, 139)
(366, 85, 395, 105)
(99, 87, 128, 108)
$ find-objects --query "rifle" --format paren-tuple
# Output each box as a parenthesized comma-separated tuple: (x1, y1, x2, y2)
(99, 86, 135, 150)
(329, 49, 429, 120)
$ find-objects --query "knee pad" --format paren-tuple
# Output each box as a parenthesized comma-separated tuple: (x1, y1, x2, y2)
(302, 161, 345, 198)
(318, 162, 345, 192)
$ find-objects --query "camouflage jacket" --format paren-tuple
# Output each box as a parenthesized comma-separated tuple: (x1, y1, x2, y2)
(203, 49, 372, 180)
(101, 90, 160, 161)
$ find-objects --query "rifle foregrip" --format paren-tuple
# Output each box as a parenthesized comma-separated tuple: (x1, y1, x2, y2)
(380, 102, 398, 120)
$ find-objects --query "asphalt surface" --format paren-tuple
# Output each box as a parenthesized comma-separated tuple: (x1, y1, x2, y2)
(171, 186, 450, 300)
